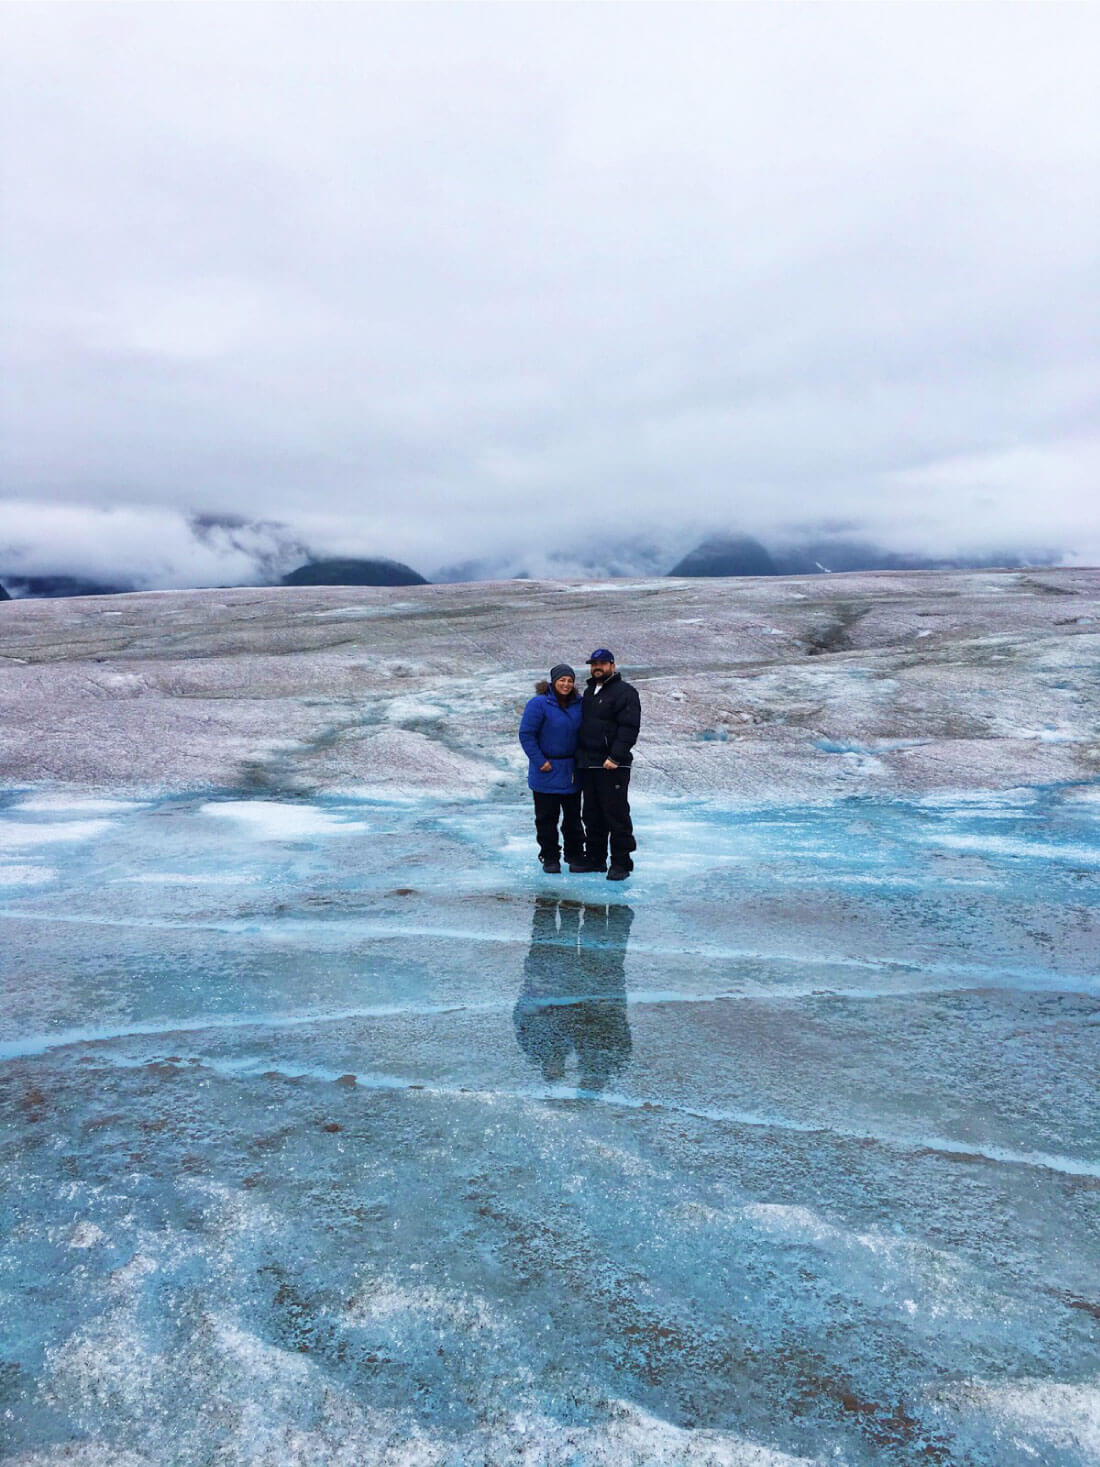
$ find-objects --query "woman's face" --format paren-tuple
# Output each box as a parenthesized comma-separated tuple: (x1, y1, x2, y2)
(553, 674, 575, 697)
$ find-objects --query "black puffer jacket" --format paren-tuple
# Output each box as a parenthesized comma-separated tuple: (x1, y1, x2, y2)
(576, 672, 641, 768)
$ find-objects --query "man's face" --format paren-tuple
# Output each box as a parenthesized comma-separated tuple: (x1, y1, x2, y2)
(589, 659, 615, 682)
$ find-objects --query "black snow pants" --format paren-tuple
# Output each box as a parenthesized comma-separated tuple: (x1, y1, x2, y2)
(532, 791, 584, 864)
(580, 766, 636, 871)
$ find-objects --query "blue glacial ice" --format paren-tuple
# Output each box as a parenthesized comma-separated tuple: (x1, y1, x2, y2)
(1, 785, 1098, 1466)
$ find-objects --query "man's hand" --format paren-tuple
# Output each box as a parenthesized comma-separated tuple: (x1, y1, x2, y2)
(603, 758, 619, 770)
(540, 760, 552, 772)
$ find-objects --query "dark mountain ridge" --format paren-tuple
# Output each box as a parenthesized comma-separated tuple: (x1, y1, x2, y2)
(668, 533, 1056, 579)
(281, 557, 428, 587)
(1, 532, 1063, 601)
(0, 574, 136, 599)
(0, 557, 430, 600)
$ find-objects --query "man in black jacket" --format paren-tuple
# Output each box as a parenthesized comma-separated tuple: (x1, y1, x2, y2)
(570, 649, 641, 881)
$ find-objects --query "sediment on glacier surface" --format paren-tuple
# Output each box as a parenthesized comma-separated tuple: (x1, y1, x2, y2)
(0, 568, 1097, 800)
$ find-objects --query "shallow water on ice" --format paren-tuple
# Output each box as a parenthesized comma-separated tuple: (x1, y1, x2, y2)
(1, 787, 1098, 1465)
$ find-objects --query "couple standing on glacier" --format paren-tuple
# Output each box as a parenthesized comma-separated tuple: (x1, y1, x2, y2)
(518, 648, 641, 882)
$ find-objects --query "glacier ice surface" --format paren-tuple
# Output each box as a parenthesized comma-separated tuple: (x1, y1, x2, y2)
(1, 783, 1098, 1465)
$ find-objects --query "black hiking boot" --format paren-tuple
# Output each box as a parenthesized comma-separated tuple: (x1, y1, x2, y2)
(541, 858, 562, 874)
(606, 866, 631, 881)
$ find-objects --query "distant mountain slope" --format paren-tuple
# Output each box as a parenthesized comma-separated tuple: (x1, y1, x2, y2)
(281, 557, 428, 587)
(669, 533, 1056, 579)
(0, 581, 10, 601)
(667, 535, 777, 578)
(770, 539, 1033, 574)
(0, 574, 135, 598)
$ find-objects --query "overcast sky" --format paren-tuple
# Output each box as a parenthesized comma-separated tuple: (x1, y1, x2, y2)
(2, 2, 1098, 585)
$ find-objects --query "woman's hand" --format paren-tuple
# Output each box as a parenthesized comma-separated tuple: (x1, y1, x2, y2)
(540, 760, 552, 773)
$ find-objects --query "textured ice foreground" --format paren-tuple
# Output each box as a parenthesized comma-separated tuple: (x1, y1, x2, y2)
(1, 783, 1098, 1466)
(2, 573, 1099, 1463)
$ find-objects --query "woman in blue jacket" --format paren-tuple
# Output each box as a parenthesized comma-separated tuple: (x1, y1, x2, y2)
(518, 663, 584, 873)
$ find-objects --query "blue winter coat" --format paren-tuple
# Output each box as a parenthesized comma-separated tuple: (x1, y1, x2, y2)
(519, 689, 583, 794)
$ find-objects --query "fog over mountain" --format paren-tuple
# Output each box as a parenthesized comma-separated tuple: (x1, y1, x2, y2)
(2, 6, 1099, 586)
(0, 504, 310, 595)
(0, 502, 1068, 598)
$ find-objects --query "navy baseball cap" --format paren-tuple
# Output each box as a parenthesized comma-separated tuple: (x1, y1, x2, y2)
(586, 648, 614, 663)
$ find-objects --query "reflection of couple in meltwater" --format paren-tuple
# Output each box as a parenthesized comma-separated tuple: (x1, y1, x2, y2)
(513, 896, 634, 1092)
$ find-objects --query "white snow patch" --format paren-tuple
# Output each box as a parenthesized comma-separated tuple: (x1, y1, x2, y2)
(3, 819, 116, 848)
(6, 1447, 151, 1467)
(461, 1404, 823, 1465)
(68, 1221, 107, 1249)
(1014, 727, 1082, 744)
(108, 1253, 159, 1291)
(93, 673, 147, 695)
(0, 864, 57, 886)
(741, 1202, 837, 1243)
(385, 697, 448, 725)
(921, 832, 1100, 866)
(916, 789, 1038, 811)
(209, 1313, 316, 1391)
(115, 871, 262, 885)
(732, 1204, 995, 1324)
(564, 581, 658, 592)
(1063, 786, 1100, 805)
(326, 786, 429, 806)
(343, 1281, 502, 1337)
(310, 603, 419, 619)
(15, 794, 145, 814)
(200, 802, 367, 839)
(941, 1376, 1100, 1458)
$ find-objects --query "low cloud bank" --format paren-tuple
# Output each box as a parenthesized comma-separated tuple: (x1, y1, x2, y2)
(3, 7, 1098, 593)
(0, 499, 1085, 597)
(0, 503, 308, 592)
